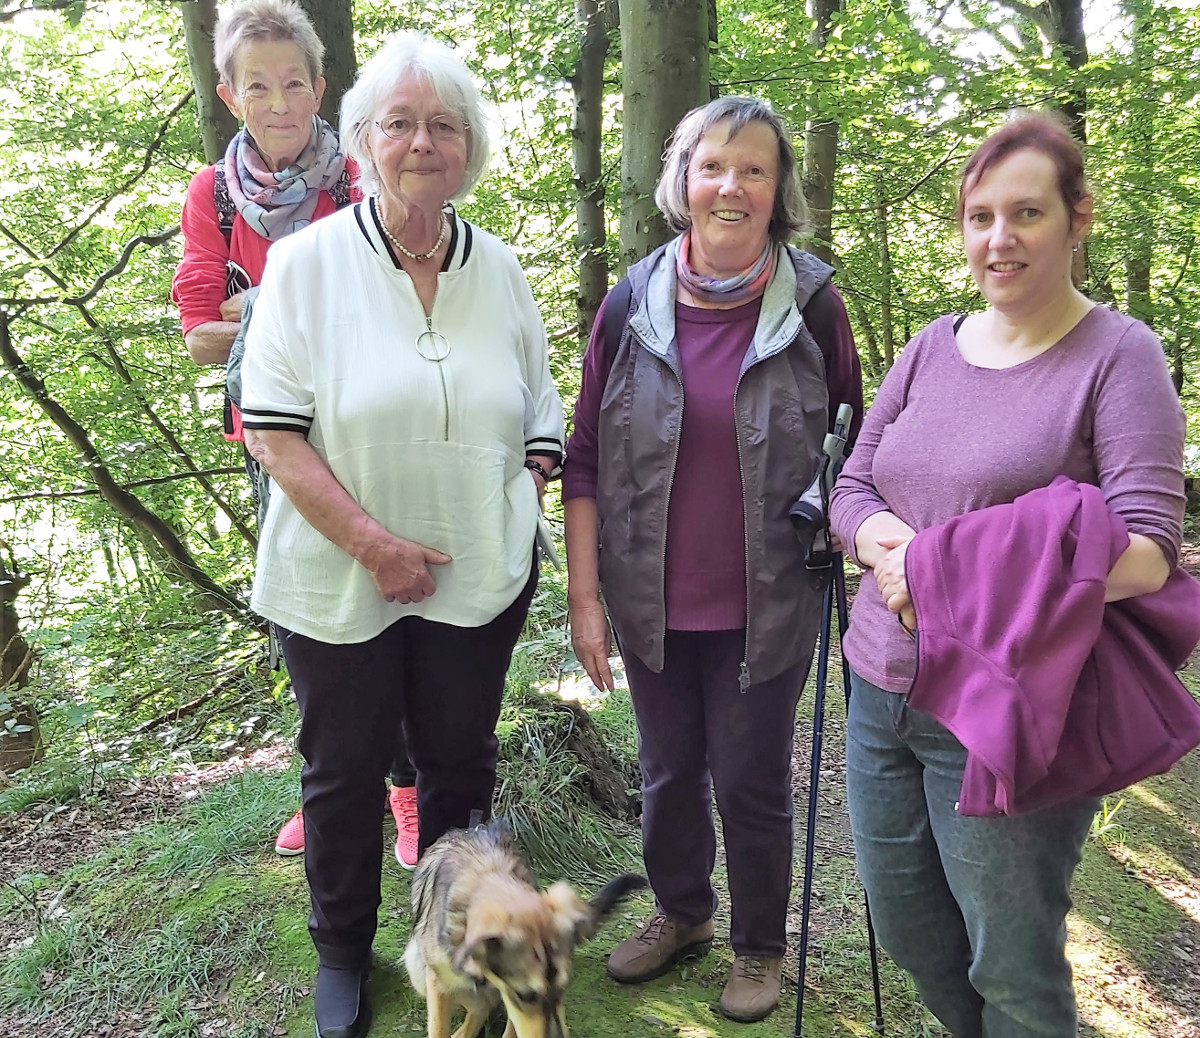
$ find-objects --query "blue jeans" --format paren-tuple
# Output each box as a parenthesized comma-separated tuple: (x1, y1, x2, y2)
(845, 671, 1098, 1038)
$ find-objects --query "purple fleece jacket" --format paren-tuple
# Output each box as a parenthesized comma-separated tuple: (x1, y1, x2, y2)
(906, 478, 1200, 816)
(829, 305, 1187, 694)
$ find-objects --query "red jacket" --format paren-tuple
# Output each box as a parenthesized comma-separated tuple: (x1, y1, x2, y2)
(171, 162, 359, 440)
(906, 477, 1200, 816)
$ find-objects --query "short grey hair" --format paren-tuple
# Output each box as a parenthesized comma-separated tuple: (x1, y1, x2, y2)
(213, 0, 324, 87)
(340, 34, 491, 200)
(655, 96, 809, 245)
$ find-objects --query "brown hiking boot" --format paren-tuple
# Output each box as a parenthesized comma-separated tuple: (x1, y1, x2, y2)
(606, 913, 714, 983)
(718, 955, 783, 1022)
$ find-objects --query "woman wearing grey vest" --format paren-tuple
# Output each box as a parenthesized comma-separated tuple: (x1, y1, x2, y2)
(562, 96, 862, 1022)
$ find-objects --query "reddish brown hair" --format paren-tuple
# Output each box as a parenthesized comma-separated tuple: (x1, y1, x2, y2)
(954, 111, 1092, 227)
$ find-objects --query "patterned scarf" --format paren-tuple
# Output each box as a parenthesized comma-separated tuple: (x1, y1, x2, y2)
(222, 117, 346, 242)
(674, 230, 775, 305)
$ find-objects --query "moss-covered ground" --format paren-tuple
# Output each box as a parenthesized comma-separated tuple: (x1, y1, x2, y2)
(1, 672, 1197, 1037)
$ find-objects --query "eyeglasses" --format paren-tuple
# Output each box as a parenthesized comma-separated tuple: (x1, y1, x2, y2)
(376, 112, 468, 143)
(415, 328, 450, 361)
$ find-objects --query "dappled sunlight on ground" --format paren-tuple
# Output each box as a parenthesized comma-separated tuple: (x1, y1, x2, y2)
(1103, 840, 1200, 925)
(1070, 913, 1199, 1038)
(168, 739, 294, 791)
(1126, 784, 1180, 819)
(538, 656, 627, 705)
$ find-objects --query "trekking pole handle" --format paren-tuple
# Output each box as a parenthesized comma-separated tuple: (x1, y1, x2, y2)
(822, 402, 853, 494)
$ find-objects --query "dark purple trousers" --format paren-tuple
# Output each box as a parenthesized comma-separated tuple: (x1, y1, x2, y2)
(280, 563, 536, 969)
(623, 628, 807, 957)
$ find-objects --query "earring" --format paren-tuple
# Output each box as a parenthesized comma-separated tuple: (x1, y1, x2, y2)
(1072, 243, 1080, 253)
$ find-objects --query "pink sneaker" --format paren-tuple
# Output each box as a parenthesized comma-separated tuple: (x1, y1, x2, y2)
(389, 785, 419, 870)
(274, 809, 304, 856)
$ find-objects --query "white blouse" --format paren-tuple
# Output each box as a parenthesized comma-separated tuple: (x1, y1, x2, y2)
(240, 204, 564, 643)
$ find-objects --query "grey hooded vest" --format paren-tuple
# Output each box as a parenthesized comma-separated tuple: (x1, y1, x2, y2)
(595, 242, 834, 689)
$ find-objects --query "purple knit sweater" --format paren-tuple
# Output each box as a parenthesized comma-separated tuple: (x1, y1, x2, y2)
(829, 305, 1186, 694)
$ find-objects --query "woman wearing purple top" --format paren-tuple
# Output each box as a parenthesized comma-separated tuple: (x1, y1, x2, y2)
(830, 112, 1186, 1037)
(562, 96, 862, 1023)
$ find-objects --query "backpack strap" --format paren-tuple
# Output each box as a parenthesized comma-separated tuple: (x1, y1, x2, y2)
(330, 165, 353, 208)
(601, 277, 633, 376)
(213, 165, 236, 245)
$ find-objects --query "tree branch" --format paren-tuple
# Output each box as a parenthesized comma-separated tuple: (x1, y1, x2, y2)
(931, 0, 957, 28)
(1, 225, 180, 307)
(1, 223, 258, 547)
(991, 0, 1054, 37)
(832, 136, 966, 216)
(64, 226, 181, 305)
(0, 312, 259, 629)
(43, 90, 193, 263)
(0, 468, 243, 504)
(0, 0, 77, 22)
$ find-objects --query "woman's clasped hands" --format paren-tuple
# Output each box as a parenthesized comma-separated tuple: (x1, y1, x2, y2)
(875, 534, 917, 636)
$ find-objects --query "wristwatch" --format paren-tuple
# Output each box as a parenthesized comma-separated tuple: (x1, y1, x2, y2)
(524, 458, 550, 480)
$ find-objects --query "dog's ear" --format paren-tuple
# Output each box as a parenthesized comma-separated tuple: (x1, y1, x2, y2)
(545, 881, 592, 945)
(452, 933, 506, 977)
(570, 873, 648, 943)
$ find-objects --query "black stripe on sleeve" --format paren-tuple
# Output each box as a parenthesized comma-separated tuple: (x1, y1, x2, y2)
(241, 421, 313, 433)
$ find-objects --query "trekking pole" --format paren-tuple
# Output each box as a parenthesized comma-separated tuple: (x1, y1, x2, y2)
(792, 403, 850, 1038)
(834, 560, 885, 1033)
(792, 404, 885, 1036)
(793, 570, 834, 1038)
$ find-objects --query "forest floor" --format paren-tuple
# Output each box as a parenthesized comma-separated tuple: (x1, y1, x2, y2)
(1, 543, 1198, 1038)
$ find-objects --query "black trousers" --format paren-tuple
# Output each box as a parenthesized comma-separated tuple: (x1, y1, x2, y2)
(624, 629, 807, 957)
(388, 729, 416, 788)
(280, 563, 537, 968)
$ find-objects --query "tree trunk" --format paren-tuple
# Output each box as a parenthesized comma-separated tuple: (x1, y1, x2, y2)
(1047, 0, 1087, 142)
(1046, 0, 1089, 285)
(844, 289, 883, 379)
(707, 0, 719, 100)
(296, 0, 356, 128)
(181, 0, 238, 163)
(876, 193, 895, 370)
(1123, 0, 1154, 326)
(1170, 331, 1187, 396)
(572, 0, 611, 346)
(803, 0, 841, 264)
(0, 550, 41, 773)
(618, 0, 710, 269)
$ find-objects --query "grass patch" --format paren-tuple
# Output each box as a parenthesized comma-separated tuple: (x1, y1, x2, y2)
(0, 766, 306, 1038)
(0, 768, 88, 815)
(3, 608, 1197, 1038)
(495, 688, 640, 884)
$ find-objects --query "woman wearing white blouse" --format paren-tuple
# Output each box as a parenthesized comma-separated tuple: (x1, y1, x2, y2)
(240, 33, 563, 1038)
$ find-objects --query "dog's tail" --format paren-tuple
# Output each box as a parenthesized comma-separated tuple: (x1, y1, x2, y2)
(578, 872, 647, 940)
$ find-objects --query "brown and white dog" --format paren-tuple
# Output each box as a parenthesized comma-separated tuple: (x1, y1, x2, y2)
(403, 820, 646, 1038)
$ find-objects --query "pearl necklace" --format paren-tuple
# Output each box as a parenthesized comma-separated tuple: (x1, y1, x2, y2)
(378, 201, 448, 262)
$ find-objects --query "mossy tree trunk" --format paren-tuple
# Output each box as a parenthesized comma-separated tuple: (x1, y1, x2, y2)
(180, 0, 238, 163)
(617, 0, 710, 269)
